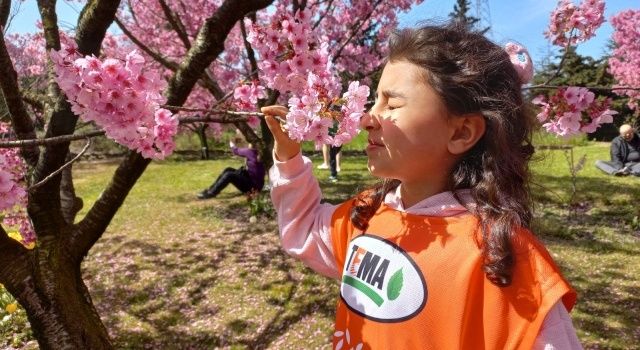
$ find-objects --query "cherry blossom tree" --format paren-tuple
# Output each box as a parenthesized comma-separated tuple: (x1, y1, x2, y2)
(608, 9, 640, 111)
(0, 0, 274, 347)
(0, 0, 420, 347)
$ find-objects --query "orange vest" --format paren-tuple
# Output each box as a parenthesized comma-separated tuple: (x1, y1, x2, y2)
(330, 201, 576, 350)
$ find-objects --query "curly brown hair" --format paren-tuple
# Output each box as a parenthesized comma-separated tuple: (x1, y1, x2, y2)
(350, 22, 537, 287)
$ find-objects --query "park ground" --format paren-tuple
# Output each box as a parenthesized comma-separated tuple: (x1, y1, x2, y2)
(1, 135, 639, 349)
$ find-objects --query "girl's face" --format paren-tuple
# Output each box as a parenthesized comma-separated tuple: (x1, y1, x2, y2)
(361, 60, 456, 185)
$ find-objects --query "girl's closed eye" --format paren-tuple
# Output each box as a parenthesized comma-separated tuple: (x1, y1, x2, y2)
(387, 102, 402, 110)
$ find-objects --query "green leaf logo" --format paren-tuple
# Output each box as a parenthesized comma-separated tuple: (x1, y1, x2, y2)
(386, 268, 404, 301)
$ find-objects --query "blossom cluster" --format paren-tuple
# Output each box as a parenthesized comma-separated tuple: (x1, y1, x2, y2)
(608, 9, 640, 110)
(287, 80, 369, 147)
(246, 7, 369, 146)
(0, 123, 35, 246)
(545, 0, 605, 47)
(230, 82, 265, 128)
(533, 87, 617, 137)
(51, 41, 178, 159)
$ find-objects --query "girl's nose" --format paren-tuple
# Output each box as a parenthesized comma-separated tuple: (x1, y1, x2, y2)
(360, 108, 380, 131)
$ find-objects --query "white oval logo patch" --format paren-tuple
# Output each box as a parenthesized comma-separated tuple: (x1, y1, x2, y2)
(340, 234, 427, 322)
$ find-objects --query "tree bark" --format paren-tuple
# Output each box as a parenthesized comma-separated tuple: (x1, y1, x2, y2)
(60, 152, 83, 225)
(0, 0, 10, 30)
(0, 227, 111, 349)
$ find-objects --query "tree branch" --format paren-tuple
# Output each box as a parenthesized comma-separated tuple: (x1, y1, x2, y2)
(116, 17, 225, 98)
(0, 0, 10, 28)
(332, 0, 383, 62)
(0, 111, 263, 148)
(21, 91, 45, 112)
(72, 150, 150, 261)
(165, 0, 274, 107)
(200, 72, 225, 98)
(312, 0, 334, 30)
(543, 48, 571, 86)
(158, 0, 191, 49)
(524, 85, 640, 92)
(240, 17, 258, 80)
(115, 17, 180, 71)
(75, 0, 121, 56)
(0, 31, 40, 166)
(36, 0, 61, 51)
(29, 138, 91, 191)
(0, 130, 104, 148)
(29, 0, 120, 239)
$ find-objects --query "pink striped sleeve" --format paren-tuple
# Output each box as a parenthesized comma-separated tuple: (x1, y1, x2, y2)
(269, 151, 341, 280)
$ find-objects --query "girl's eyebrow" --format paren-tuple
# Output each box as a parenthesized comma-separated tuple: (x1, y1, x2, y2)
(377, 89, 406, 99)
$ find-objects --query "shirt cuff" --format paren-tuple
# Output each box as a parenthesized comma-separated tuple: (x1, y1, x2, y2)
(272, 150, 306, 179)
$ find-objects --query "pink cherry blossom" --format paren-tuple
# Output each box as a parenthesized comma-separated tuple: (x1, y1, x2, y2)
(608, 9, 640, 110)
(0, 123, 34, 245)
(532, 87, 617, 137)
(545, 0, 606, 47)
(51, 43, 178, 160)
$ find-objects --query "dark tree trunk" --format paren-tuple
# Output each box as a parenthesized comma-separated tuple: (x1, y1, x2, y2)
(1, 228, 111, 349)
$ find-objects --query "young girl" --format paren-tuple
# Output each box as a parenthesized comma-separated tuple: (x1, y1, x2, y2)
(262, 23, 581, 350)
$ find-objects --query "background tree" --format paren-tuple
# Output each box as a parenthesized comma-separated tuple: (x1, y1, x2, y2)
(448, 0, 489, 34)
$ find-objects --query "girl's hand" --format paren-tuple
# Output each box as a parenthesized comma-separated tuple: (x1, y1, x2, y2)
(261, 105, 301, 161)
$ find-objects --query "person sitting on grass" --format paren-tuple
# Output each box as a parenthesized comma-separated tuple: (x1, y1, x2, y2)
(197, 136, 265, 199)
(595, 124, 640, 176)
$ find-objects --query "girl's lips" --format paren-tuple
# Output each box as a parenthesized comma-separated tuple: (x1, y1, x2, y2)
(366, 139, 384, 151)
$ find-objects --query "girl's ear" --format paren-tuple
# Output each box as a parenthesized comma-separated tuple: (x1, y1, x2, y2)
(447, 114, 486, 155)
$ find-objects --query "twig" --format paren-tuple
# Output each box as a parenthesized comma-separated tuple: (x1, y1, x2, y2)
(158, 0, 191, 49)
(0, 130, 105, 147)
(313, 0, 335, 30)
(162, 105, 264, 116)
(543, 29, 575, 85)
(524, 84, 640, 91)
(115, 17, 180, 71)
(0, 110, 287, 148)
(28, 138, 91, 191)
(332, 0, 383, 62)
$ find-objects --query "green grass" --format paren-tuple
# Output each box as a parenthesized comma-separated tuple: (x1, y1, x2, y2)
(1, 139, 639, 349)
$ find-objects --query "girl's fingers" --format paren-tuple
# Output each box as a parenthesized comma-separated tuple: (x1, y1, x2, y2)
(261, 105, 288, 118)
(261, 105, 301, 161)
(264, 114, 287, 139)
(262, 105, 289, 140)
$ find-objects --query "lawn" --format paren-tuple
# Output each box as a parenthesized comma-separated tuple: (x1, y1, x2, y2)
(1, 138, 639, 349)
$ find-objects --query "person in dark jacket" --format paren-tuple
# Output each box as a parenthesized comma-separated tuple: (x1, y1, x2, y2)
(595, 124, 640, 176)
(197, 138, 265, 199)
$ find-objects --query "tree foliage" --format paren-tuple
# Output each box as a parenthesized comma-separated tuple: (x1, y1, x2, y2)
(448, 0, 488, 34)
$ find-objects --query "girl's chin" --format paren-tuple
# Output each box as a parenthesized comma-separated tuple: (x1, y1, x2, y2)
(367, 162, 390, 179)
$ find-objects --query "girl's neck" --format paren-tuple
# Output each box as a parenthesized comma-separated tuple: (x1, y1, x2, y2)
(399, 179, 449, 209)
